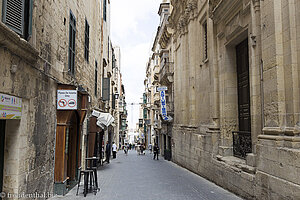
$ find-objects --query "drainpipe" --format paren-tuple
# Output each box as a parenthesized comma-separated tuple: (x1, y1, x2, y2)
(260, 59, 265, 129)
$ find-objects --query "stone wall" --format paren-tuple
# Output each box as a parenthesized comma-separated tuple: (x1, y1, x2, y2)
(170, 0, 300, 199)
(0, 45, 56, 196)
(0, 0, 111, 198)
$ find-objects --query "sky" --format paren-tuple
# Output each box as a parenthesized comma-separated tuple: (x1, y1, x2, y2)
(111, 0, 162, 130)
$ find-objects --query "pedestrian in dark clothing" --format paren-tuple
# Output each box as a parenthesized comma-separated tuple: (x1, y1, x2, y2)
(105, 141, 111, 163)
(153, 143, 159, 160)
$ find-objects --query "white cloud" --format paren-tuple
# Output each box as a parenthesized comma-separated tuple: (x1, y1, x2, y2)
(111, 0, 161, 129)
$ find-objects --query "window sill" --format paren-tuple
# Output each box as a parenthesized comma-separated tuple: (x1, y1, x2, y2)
(0, 22, 38, 64)
(215, 155, 256, 174)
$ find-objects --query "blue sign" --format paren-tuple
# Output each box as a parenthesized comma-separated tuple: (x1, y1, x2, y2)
(160, 91, 168, 120)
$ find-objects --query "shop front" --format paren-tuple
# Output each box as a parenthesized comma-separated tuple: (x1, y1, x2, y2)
(54, 85, 88, 195)
(0, 93, 22, 199)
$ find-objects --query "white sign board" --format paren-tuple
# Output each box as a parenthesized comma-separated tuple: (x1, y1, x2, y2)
(0, 93, 22, 119)
(157, 86, 168, 91)
(57, 90, 77, 110)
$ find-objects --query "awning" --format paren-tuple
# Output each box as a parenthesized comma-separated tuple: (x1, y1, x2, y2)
(92, 110, 115, 129)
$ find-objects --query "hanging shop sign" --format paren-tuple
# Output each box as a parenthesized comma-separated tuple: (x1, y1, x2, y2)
(0, 93, 22, 119)
(157, 86, 168, 91)
(57, 90, 77, 110)
(160, 90, 168, 121)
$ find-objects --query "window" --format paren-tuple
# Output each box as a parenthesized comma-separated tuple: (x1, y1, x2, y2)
(203, 21, 208, 60)
(2, 0, 33, 40)
(95, 60, 98, 96)
(84, 19, 90, 62)
(103, 0, 107, 22)
(108, 37, 110, 60)
(102, 77, 110, 101)
(68, 10, 76, 75)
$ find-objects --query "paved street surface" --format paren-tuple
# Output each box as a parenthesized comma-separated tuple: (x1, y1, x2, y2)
(51, 150, 243, 200)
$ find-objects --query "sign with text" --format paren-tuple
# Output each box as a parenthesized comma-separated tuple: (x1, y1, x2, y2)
(157, 86, 168, 91)
(160, 90, 168, 121)
(0, 93, 22, 119)
(57, 90, 77, 110)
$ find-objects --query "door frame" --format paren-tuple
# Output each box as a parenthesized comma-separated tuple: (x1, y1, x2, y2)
(0, 120, 6, 198)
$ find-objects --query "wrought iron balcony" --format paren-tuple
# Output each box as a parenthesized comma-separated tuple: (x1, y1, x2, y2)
(232, 131, 252, 159)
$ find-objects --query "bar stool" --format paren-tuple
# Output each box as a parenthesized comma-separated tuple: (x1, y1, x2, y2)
(86, 166, 100, 191)
(76, 168, 96, 197)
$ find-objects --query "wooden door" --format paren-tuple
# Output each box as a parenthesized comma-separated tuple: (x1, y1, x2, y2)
(0, 120, 6, 199)
(236, 39, 251, 132)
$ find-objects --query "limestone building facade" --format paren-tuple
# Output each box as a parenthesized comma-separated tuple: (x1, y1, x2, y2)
(0, 0, 123, 197)
(166, 0, 300, 199)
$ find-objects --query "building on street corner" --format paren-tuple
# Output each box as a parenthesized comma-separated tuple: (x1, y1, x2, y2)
(0, 0, 126, 198)
(144, 0, 300, 199)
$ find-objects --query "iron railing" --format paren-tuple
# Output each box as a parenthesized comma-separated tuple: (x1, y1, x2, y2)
(232, 131, 252, 159)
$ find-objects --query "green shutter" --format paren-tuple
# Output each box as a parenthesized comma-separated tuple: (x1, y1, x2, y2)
(103, 0, 106, 21)
(27, 0, 33, 39)
(102, 77, 110, 101)
(112, 92, 115, 109)
(2, 0, 25, 35)
(143, 108, 147, 119)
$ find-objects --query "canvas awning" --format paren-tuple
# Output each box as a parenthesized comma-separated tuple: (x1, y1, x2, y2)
(92, 110, 115, 129)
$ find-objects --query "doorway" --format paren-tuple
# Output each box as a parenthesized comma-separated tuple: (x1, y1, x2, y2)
(233, 38, 252, 158)
(66, 111, 80, 185)
(0, 120, 6, 199)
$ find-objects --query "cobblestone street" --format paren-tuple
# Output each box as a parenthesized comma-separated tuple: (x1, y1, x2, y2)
(50, 150, 242, 200)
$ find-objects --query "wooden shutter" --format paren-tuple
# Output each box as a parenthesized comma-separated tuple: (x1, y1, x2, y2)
(28, 0, 33, 37)
(2, 0, 25, 35)
(102, 78, 110, 101)
(112, 92, 115, 109)
(103, 0, 106, 21)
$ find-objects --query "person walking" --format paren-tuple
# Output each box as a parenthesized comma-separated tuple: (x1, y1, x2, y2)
(124, 144, 128, 155)
(105, 141, 111, 163)
(112, 142, 117, 159)
(153, 143, 159, 160)
(148, 143, 153, 154)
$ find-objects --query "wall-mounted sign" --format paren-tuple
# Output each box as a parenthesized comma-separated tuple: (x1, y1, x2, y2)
(57, 90, 77, 110)
(0, 93, 22, 119)
(160, 90, 168, 120)
(157, 86, 167, 91)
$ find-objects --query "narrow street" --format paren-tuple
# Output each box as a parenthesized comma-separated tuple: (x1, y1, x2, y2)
(51, 150, 242, 200)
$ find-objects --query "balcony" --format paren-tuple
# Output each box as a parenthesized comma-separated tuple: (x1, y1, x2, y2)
(153, 92, 160, 104)
(153, 119, 162, 130)
(153, 65, 160, 84)
(159, 62, 173, 84)
(167, 102, 174, 115)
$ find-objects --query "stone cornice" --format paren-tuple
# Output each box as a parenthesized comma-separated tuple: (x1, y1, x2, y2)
(209, 0, 242, 23)
(0, 22, 38, 64)
(170, 0, 198, 39)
